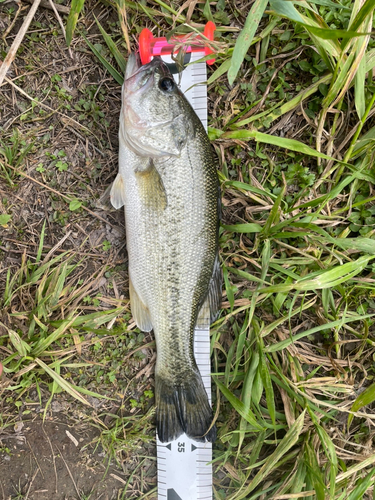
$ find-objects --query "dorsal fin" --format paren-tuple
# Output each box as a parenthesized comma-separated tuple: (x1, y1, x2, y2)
(196, 253, 222, 328)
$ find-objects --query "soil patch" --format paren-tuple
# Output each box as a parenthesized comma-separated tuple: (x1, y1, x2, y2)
(0, 416, 130, 500)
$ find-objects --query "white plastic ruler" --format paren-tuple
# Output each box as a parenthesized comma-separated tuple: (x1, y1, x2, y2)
(156, 51, 213, 500)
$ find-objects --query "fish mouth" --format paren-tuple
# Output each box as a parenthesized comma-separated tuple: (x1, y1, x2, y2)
(125, 54, 153, 93)
(125, 54, 171, 92)
(125, 53, 142, 80)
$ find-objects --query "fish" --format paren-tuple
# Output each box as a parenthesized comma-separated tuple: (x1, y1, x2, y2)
(111, 53, 221, 443)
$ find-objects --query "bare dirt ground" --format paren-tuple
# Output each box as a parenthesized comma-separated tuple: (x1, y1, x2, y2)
(0, 385, 157, 499)
(1, 417, 126, 499)
(0, 1, 158, 498)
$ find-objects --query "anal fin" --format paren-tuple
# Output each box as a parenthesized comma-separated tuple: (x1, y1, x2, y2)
(129, 278, 153, 332)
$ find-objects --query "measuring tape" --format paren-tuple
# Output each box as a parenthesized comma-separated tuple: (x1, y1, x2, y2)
(138, 31, 215, 500)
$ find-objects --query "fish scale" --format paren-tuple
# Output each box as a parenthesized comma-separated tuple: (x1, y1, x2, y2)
(113, 50, 219, 499)
(133, 125, 217, 374)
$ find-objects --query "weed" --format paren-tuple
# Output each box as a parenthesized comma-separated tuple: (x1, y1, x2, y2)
(0, 129, 33, 187)
(75, 85, 108, 126)
(102, 240, 111, 252)
(92, 406, 155, 462)
(0, 224, 127, 409)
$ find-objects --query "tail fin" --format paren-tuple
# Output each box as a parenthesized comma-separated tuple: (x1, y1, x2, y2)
(155, 371, 216, 443)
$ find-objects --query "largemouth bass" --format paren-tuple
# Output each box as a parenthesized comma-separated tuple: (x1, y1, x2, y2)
(111, 54, 221, 443)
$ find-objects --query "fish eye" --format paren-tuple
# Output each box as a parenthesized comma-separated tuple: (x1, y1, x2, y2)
(159, 77, 176, 92)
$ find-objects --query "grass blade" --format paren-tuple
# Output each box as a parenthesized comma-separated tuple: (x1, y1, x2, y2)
(35, 220, 46, 264)
(258, 255, 373, 294)
(347, 468, 375, 500)
(94, 15, 127, 74)
(230, 411, 306, 499)
(35, 358, 91, 406)
(222, 129, 345, 162)
(66, 0, 85, 46)
(222, 223, 262, 233)
(227, 0, 269, 85)
(305, 0, 350, 8)
(215, 379, 264, 430)
(83, 34, 124, 85)
(305, 441, 326, 500)
(346, 0, 375, 40)
(348, 382, 375, 426)
(265, 313, 374, 353)
(260, 353, 276, 426)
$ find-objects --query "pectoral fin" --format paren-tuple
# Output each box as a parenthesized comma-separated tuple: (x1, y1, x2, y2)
(136, 160, 167, 211)
(129, 278, 153, 332)
(110, 173, 126, 209)
(96, 183, 117, 211)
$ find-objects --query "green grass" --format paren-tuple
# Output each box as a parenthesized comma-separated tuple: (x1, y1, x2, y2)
(206, 1, 375, 497)
(0, 223, 127, 405)
(2, 0, 375, 498)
